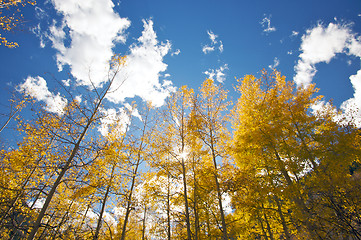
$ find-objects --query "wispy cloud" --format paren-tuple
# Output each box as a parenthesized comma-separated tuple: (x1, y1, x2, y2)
(260, 14, 276, 33)
(202, 30, 224, 54)
(208, 30, 218, 44)
(171, 49, 181, 56)
(294, 22, 361, 127)
(202, 45, 215, 54)
(203, 64, 229, 82)
(291, 30, 299, 37)
(268, 57, 280, 69)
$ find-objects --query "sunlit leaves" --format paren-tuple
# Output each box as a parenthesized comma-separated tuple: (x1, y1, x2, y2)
(0, 0, 36, 48)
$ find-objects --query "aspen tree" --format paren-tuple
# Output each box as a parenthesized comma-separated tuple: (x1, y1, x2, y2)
(26, 56, 126, 240)
(189, 79, 231, 240)
(120, 103, 155, 240)
(153, 86, 194, 240)
(231, 71, 311, 238)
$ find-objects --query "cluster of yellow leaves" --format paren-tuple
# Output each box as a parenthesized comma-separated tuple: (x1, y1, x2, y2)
(0, 0, 36, 48)
(230, 70, 361, 239)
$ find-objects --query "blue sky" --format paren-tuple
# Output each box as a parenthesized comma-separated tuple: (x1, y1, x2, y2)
(1, 0, 361, 129)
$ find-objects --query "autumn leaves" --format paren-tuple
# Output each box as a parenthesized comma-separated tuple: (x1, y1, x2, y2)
(0, 69, 360, 239)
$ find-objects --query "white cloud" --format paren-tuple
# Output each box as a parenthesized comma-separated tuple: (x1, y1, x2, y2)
(49, 0, 131, 88)
(202, 45, 215, 54)
(98, 107, 131, 136)
(202, 30, 224, 54)
(203, 64, 229, 83)
(339, 69, 361, 127)
(171, 49, 181, 56)
(222, 193, 233, 215)
(124, 103, 142, 121)
(62, 79, 71, 87)
(46, 1, 173, 108)
(18, 76, 67, 115)
(35, 6, 48, 20)
(294, 22, 361, 127)
(31, 24, 47, 48)
(207, 30, 218, 44)
(106, 19, 175, 107)
(29, 198, 45, 209)
(291, 30, 299, 37)
(260, 14, 276, 33)
(268, 57, 280, 69)
(74, 95, 82, 103)
(219, 41, 224, 53)
(294, 23, 357, 86)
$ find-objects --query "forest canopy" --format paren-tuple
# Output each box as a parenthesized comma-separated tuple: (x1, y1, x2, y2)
(0, 67, 360, 240)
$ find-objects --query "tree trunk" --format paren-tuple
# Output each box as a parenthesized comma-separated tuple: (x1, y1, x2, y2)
(121, 151, 144, 240)
(141, 205, 147, 240)
(274, 195, 291, 240)
(210, 139, 228, 240)
(167, 172, 171, 240)
(181, 157, 192, 240)
(193, 161, 200, 240)
(274, 148, 321, 240)
(94, 165, 116, 240)
(262, 206, 274, 240)
(27, 76, 115, 240)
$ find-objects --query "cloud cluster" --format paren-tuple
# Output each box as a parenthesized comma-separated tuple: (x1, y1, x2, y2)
(268, 57, 280, 70)
(98, 107, 130, 136)
(98, 103, 142, 136)
(260, 14, 276, 33)
(18, 76, 67, 115)
(106, 20, 175, 107)
(28, 0, 176, 116)
(202, 30, 223, 54)
(49, 0, 131, 88)
(203, 64, 229, 83)
(294, 22, 361, 127)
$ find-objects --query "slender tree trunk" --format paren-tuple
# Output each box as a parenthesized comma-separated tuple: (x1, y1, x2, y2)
(0, 107, 20, 133)
(257, 212, 269, 240)
(210, 140, 228, 240)
(27, 78, 114, 240)
(121, 112, 148, 240)
(206, 204, 212, 240)
(121, 154, 142, 240)
(94, 165, 116, 240)
(261, 205, 274, 240)
(51, 200, 74, 240)
(27, 145, 80, 240)
(78, 200, 92, 235)
(181, 157, 192, 240)
(0, 136, 55, 231)
(273, 148, 321, 240)
(193, 161, 200, 240)
(37, 210, 56, 240)
(167, 172, 171, 240)
(142, 205, 147, 240)
(274, 195, 291, 240)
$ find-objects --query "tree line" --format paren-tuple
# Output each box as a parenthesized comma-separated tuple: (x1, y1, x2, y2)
(0, 63, 360, 239)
